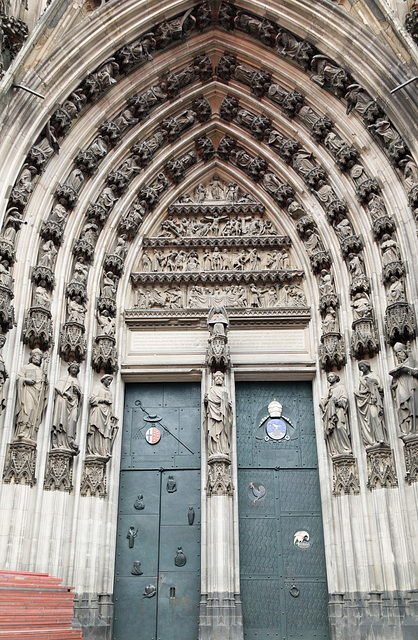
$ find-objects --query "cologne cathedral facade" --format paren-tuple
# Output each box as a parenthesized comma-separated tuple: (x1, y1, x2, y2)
(0, 0, 417, 638)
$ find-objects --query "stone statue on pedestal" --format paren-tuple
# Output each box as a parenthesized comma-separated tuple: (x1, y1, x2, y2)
(86, 374, 118, 460)
(51, 362, 82, 452)
(389, 343, 418, 436)
(14, 349, 48, 443)
(320, 373, 352, 457)
(355, 361, 389, 447)
(204, 371, 233, 457)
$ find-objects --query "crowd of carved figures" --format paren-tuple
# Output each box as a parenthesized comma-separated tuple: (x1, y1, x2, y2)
(0, 1, 417, 497)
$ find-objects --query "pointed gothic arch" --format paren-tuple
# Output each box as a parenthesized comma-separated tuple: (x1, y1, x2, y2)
(0, 1, 417, 638)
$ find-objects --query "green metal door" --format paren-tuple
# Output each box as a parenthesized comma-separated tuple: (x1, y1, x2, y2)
(113, 383, 201, 640)
(236, 381, 329, 640)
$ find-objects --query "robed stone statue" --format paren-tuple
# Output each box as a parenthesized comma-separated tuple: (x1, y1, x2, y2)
(389, 343, 418, 436)
(204, 371, 233, 457)
(51, 362, 82, 452)
(354, 360, 389, 447)
(86, 374, 118, 460)
(320, 372, 352, 457)
(14, 349, 48, 443)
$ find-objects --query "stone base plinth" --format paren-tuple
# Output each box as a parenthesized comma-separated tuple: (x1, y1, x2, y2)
(198, 592, 243, 640)
(332, 455, 360, 496)
(402, 434, 418, 484)
(366, 444, 398, 490)
(44, 449, 77, 492)
(2, 441, 37, 486)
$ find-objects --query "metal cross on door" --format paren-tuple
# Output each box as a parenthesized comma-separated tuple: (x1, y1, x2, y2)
(236, 381, 329, 640)
(113, 383, 201, 640)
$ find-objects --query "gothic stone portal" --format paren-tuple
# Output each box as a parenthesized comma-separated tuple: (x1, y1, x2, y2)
(236, 381, 329, 640)
(113, 383, 201, 640)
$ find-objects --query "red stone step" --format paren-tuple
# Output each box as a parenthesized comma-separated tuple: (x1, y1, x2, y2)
(0, 571, 84, 639)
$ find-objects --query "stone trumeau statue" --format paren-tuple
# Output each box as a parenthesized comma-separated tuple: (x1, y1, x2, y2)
(14, 348, 48, 443)
(389, 343, 418, 436)
(51, 362, 82, 452)
(320, 372, 352, 457)
(354, 360, 389, 447)
(204, 370, 233, 457)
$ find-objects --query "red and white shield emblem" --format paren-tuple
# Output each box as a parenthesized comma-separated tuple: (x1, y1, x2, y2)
(145, 427, 161, 444)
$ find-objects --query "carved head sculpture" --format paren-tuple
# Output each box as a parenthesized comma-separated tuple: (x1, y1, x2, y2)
(68, 362, 80, 377)
(29, 348, 43, 366)
(327, 372, 340, 385)
(213, 371, 224, 386)
(358, 360, 371, 375)
(101, 374, 113, 387)
(393, 342, 409, 364)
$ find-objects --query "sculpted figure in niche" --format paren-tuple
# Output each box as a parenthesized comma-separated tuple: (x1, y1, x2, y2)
(73, 258, 89, 285)
(113, 235, 128, 259)
(2, 208, 25, 243)
(389, 343, 418, 436)
(348, 253, 365, 278)
(68, 296, 87, 324)
(320, 373, 352, 457)
(0, 334, 8, 413)
(322, 308, 339, 333)
(0, 262, 13, 289)
(304, 228, 324, 255)
(14, 349, 48, 443)
(355, 361, 389, 447)
(319, 269, 334, 295)
(387, 276, 406, 303)
(97, 309, 116, 336)
(226, 183, 239, 202)
(86, 375, 118, 460)
(205, 371, 233, 457)
(351, 292, 372, 319)
(210, 176, 224, 199)
(102, 272, 117, 298)
(380, 234, 401, 265)
(51, 362, 82, 452)
(335, 219, 353, 241)
(34, 285, 51, 309)
(39, 240, 58, 269)
(368, 193, 387, 221)
(194, 183, 206, 202)
(400, 156, 418, 193)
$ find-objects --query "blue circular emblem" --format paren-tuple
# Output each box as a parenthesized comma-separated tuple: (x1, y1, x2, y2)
(266, 418, 287, 440)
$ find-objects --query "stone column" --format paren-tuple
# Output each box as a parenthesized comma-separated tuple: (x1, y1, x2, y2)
(199, 309, 243, 640)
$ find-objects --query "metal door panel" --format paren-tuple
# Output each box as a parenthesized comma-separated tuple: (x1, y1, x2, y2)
(284, 580, 329, 639)
(114, 383, 201, 640)
(118, 469, 161, 516)
(113, 577, 157, 640)
(158, 525, 201, 573)
(157, 571, 200, 640)
(236, 382, 329, 640)
(160, 470, 201, 526)
(240, 578, 282, 640)
(281, 516, 327, 579)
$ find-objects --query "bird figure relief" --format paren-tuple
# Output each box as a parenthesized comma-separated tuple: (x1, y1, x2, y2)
(250, 481, 266, 503)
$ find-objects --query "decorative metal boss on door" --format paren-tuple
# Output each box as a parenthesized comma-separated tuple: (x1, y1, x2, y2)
(257, 398, 294, 442)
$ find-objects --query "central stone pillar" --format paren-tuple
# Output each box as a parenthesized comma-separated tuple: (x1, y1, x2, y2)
(199, 308, 244, 640)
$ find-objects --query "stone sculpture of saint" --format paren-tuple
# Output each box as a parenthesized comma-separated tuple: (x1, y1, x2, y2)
(320, 373, 352, 457)
(51, 362, 82, 452)
(389, 343, 418, 437)
(14, 349, 48, 443)
(204, 371, 233, 457)
(354, 361, 389, 447)
(86, 375, 118, 460)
